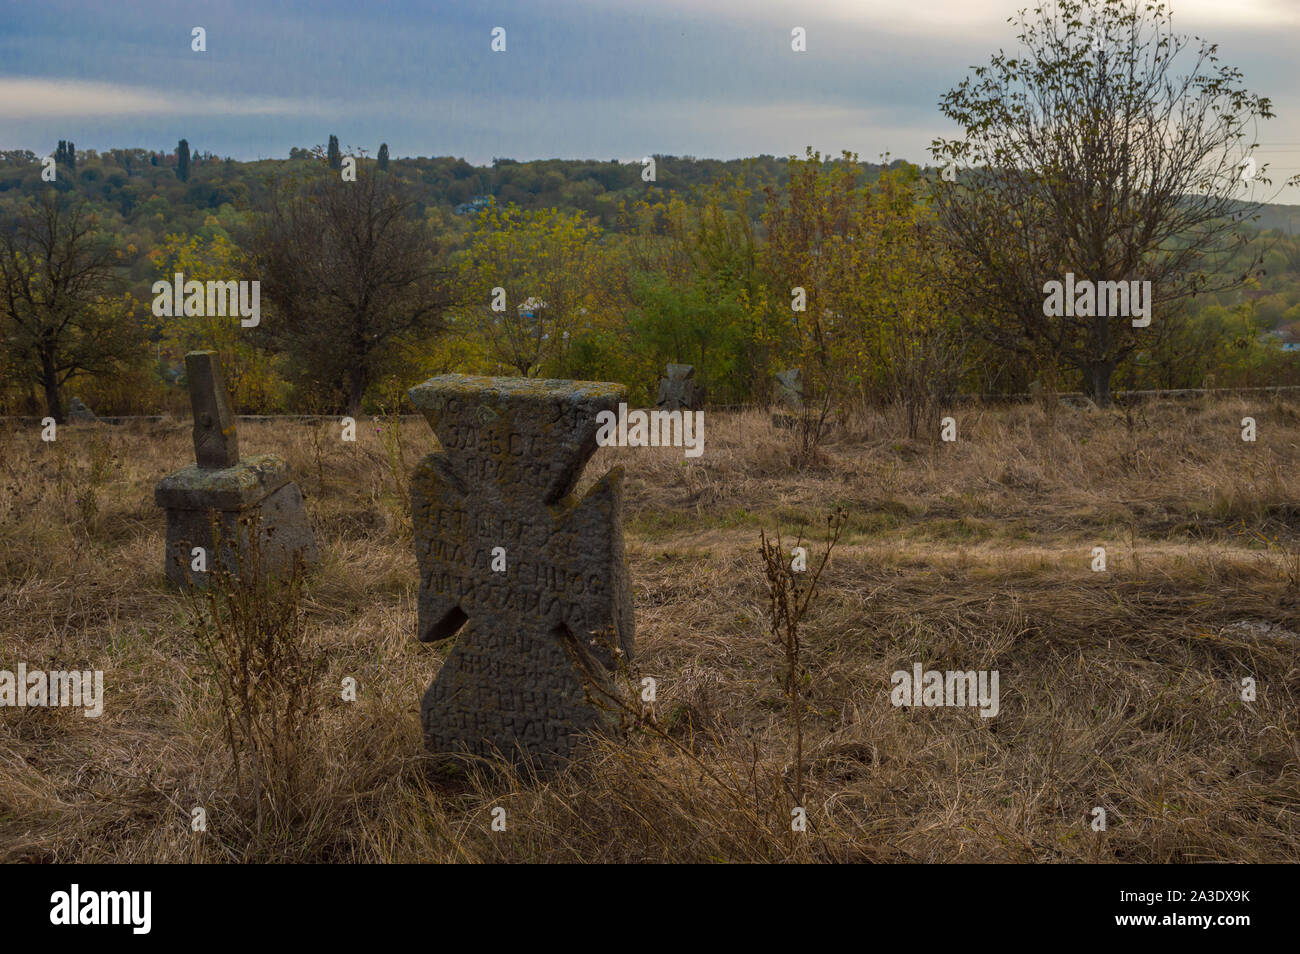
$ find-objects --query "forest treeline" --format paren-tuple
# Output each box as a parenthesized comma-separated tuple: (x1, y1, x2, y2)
(0, 142, 1294, 421)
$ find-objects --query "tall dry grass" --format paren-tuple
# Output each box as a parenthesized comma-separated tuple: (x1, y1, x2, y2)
(1, 397, 1298, 861)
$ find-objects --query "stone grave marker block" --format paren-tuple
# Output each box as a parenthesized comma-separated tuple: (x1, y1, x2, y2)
(67, 396, 96, 423)
(408, 373, 635, 770)
(774, 368, 804, 410)
(656, 363, 705, 411)
(154, 351, 319, 587)
(773, 367, 804, 428)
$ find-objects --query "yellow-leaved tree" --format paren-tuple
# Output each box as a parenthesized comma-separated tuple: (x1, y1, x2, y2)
(149, 230, 288, 411)
(457, 203, 606, 378)
(762, 150, 968, 435)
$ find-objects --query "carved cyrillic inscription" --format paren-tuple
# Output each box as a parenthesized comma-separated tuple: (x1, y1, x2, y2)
(409, 374, 635, 769)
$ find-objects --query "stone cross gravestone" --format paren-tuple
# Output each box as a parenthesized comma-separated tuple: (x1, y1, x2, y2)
(154, 351, 318, 587)
(772, 368, 804, 429)
(67, 396, 96, 423)
(774, 368, 804, 410)
(409, 374, 635, 770)
(656, 363, 705, 411)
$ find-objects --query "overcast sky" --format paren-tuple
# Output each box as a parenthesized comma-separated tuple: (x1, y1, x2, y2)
(2, 0, 1298, 201)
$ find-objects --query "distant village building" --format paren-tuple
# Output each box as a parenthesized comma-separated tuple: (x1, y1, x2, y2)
(1267, 323, 1300, 352)
(455, 195, 492, 215)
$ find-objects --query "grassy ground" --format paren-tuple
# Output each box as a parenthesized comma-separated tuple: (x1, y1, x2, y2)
(1, 397, 1298, 862)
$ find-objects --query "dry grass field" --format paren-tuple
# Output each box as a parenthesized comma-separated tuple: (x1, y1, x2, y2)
(1, 396, 1298, 862)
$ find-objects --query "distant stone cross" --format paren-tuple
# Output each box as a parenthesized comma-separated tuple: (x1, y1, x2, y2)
(656, 362, 704, 411)
(409, 374, 635, 769)
(774, 368, 804, 410)
(187, 351, 239, 468)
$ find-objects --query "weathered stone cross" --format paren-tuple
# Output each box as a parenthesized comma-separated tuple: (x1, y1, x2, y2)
(155, 351, 318, 586)
(409, 374, 635, 769)
(656, 362, 704, 411)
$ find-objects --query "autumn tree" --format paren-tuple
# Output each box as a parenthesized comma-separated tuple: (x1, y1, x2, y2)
(149, 231, 286, 410)
(761, 151, 966, 431)
(251, 168, 453, 413)
(932, 0, 1282, 405)
(761, 149, 870, 406)
(457, 203, 605, 377)
(614, 177, 770, 403)
(852, 166, 968, 436)
(0, 193, 139, 421)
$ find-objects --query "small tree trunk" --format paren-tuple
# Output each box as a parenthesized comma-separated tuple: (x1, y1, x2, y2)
(1087, 361, 1114, 408)
(347, 369, 365, 417)
(41, 350, 64, 423)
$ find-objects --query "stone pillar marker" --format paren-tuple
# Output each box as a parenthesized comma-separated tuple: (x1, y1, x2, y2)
(154, 351, 318, 586)
(187, 351, 239, 469)
(409, 373, 635, 770)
